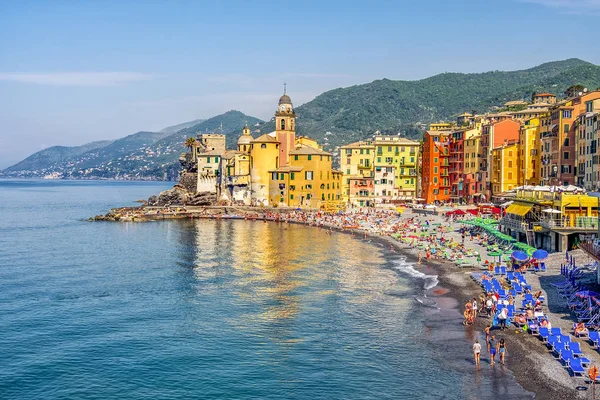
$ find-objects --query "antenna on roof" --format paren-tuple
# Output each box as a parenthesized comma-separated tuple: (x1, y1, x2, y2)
(283, 82, 287, 95)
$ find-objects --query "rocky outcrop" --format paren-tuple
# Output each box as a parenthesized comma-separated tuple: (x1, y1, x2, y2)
(147, 185, 190, 206)
(146, 184, 217, 207)
(187, 192, 217, 206)
(178, 172, 197, 193)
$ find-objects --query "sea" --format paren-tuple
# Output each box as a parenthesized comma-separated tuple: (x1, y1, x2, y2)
(0, 180, 535, 399)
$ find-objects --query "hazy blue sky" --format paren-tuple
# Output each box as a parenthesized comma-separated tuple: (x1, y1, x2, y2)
(1, 0, 600, 168)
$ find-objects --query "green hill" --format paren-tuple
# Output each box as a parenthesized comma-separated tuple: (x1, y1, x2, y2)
(4, 140, 113, 173)
(258, 58, 600, 154)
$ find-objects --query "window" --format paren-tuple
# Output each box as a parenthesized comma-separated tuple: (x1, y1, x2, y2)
(346, 169, 350, 175)
(290, 172, 295, 180)
(366, 149, 370, 154)
(294, 155, 299, 161)
(307, 155, 312, 161)
(306, 184, 312, 190)
(388, 146, 392, 152)
(433, 177, 438, 183)
(410, 157, 414, 163)
(563, 110, 572, 119)
(508, 172, 513, 180)
(290, 185, 295, 191)
(290, 194, 294, 200)
(564, 124, 570, 133)
(305, 171, 314, 180)
(345, 149, 352, 155)
(564, 152, 569, 160)
(281, 119, 285, 130)
(360, 149, 364, 154)
(434, 157, 438, 163)
(206, 157, 211, 163)
(271, 172, 277, 180)
(261, 144, 266, 149)
(385, 157, 392, 163)
(434, 166, 438, 174)
(280, 173, 285, 180)
(508, 151, 513, 157)
(508, 160, 512, 168)
(377, 157, 381, 163)
(321, 193, 325, 200)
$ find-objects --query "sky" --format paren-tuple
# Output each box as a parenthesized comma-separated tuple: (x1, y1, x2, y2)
(1, 0, 600, 169)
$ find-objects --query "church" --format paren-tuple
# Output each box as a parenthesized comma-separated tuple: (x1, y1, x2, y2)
(184, 90, 344, 210)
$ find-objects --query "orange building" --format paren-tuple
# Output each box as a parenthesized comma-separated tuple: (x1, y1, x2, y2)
(422, 130, 451, 204)
(479, 119, 520, 199)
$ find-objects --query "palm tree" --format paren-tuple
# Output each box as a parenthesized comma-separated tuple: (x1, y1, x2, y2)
(184, 137, 196, 152)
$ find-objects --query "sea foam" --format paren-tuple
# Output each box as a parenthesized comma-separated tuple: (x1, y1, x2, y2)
(392, 257, 439, 290)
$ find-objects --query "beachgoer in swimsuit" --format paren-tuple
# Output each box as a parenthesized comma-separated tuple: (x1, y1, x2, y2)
(499, 338, 506, 365)
(473, 339, 481, 365)
(489, 335, 497, 365)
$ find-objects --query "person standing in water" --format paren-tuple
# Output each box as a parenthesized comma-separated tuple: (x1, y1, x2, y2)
(472, 339, 481, 365)
(499, 338, 507, 365)
(489, 335, 497, 365)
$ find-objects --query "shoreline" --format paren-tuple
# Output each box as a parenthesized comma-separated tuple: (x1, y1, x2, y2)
(93, 206, 584, 399)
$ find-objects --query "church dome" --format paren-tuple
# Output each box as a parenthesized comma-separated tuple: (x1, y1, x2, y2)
(279, 94, 292, 105)
(237, 135, 252, 145)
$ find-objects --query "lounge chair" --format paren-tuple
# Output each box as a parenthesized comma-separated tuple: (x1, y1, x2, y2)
(588, 331, 600, 348)
(567, 357, 587, 377)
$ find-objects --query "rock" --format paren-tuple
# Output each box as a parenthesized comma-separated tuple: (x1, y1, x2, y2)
(178, 172, 197, 193)
(150, 185, 190, 206)
(187, 191, 217, 206)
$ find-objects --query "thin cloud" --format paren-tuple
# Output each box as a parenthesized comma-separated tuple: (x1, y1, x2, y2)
(0, 72, 156, 86)
(520, 0, 600, 12)
(280, 72, 354, 79)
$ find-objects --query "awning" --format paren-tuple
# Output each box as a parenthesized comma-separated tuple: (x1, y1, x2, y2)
(505, 202, 533, 216)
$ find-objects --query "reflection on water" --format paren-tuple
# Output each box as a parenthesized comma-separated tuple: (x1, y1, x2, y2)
(180, 219, 402, 346)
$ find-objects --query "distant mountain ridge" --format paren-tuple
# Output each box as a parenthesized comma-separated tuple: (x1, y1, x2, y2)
(3, 111, 262, 180)
(4, 58, 600, 180)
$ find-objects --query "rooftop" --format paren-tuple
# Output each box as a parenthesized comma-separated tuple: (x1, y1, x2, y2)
(289, 146, 332, 156)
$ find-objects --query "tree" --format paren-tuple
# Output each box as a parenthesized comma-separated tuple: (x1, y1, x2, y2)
(184, 137, 196, 151)
(564, 84, 585, 98)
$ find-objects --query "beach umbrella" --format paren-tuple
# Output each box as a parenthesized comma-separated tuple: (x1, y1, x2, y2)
(532, 249, 549, 260)
(488, 250, 502, 262)
(511, 250, 529, 263)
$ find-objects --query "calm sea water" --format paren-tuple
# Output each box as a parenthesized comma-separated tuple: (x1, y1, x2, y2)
(0, 180, 534, 399)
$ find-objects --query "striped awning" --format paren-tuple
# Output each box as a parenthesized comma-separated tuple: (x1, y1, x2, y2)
(505, 202, 533, 216)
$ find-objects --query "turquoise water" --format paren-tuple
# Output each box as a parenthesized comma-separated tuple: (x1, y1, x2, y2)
(0, 180, 534, 399)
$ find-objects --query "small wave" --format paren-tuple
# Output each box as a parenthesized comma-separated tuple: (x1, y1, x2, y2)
(414, 295, 439, 308)
(393, 259, 439, 290)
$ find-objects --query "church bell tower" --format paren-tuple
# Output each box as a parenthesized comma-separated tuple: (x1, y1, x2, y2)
(275, 83, 296, 167)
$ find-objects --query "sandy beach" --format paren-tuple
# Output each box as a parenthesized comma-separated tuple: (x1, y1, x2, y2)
(96, 204, 599, 398)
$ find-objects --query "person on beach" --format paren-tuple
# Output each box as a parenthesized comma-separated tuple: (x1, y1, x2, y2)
(498, 307, 508, 330)
(473, 339, 481, 365)
(484, 325, 491, 351)
(418, 251, 423, 265)
(498, 338, 507, 365)
(472, 298, 478, 319)
(489, 335, 497, 365)
(486, 296, 493, 317)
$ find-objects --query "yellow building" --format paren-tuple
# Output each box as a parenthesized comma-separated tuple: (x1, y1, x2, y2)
(518, 117, 543, 186)
(250, 133, 280, 205)
(268, 146, 342, 209)
(373, 135, 419, 200)
(491, 141, 519, 194)
(463, 133, 481, 175)
(429, 122, 455, 131)
(339, 140, 375, 203)
(262, 91, 343, 209)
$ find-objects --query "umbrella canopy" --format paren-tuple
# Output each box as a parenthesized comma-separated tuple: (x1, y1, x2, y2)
(576, 290, 600, 298)
(511, 250, 529, 262)
(532, 249, 549, 260)
(488, 251, 502, 257)
(542, 208, 562, 214)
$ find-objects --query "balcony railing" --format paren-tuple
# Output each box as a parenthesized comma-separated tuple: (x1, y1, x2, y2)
(500, 217, 528, 233)
(540, 217, 598, 230)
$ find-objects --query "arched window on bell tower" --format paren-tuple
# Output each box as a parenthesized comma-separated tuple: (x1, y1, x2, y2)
(281, 119, 285, 130)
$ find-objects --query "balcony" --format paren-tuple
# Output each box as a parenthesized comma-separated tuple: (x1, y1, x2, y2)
(357, 164, 372, 169)
(500, 217, 527, 233)
(540, 217, 598, 231)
